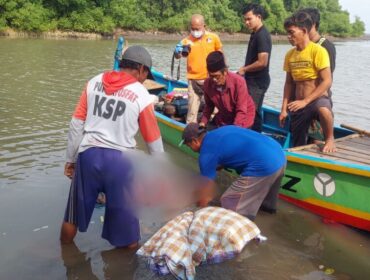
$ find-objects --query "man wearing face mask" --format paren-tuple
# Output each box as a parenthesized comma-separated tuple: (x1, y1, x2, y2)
(174, 14, 223, 123)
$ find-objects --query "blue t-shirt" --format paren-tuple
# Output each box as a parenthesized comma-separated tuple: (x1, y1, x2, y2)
(199, 125, 286, 179)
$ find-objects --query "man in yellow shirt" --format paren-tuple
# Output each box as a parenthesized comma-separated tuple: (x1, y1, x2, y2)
(279, 11, 336, 153)
(174, 14, 223, 123)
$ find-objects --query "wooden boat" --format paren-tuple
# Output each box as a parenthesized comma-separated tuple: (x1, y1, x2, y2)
(146, 69, 370, 232)
(113, 37, 369, 231)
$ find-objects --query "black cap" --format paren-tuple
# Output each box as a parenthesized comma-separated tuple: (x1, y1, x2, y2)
(121, 45, 154, 80)
(181, 122, 206, 144)
(206, 51, 226, 73)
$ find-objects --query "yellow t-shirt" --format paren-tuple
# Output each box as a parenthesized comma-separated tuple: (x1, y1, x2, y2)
(283, 41, 330, 81)
(181, 31, 223, 80)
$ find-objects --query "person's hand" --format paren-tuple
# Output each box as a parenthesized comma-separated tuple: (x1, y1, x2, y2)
(174, 43, 183, 55)
(237, 66, 246, 76)
(197, 197, 211, 207)
(279, 110, 288, 128)
(195, 182, 215, 207)
(199, 122, 206, 129)
(216, 165, 224, 171)
(288, 99, 308, 112)
(64, 162, 75, 179)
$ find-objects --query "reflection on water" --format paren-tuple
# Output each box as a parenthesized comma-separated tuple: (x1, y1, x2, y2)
(61, 243, 99, 280)
(0, 38, 370, 279)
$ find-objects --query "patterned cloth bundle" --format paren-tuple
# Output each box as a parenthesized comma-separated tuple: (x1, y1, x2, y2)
(137, 207, 262, 280)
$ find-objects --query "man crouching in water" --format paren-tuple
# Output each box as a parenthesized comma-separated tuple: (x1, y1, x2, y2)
(279, 11, 336, 153)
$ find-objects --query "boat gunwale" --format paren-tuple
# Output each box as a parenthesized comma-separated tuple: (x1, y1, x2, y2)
(155, 111, 370, 177)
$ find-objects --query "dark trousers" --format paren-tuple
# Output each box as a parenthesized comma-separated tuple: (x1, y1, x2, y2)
(290, 96, 332, 147)
(246, 77, 270, 132)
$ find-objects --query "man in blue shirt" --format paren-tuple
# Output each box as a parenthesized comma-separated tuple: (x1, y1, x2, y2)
(182, 123, 286, 220)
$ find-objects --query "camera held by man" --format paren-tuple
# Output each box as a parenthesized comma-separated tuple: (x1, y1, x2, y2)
(175, 43, 191, 57)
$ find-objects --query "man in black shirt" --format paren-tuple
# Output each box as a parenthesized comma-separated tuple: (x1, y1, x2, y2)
(238, 3, 272, 132)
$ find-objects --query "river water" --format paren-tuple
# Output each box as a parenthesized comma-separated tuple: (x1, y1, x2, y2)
(0, 37, 369, 279)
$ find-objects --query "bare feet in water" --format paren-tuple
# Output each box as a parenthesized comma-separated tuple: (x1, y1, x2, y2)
(96, 192, 106, 205)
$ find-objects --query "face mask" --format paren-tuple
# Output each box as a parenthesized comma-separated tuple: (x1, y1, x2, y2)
(191, 30, 203, 39)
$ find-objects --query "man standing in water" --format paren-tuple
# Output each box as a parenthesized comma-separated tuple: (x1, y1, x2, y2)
(279, 12, 336, 153)
(174, 14, 223, 123)
(238, 3, 272, 132)
(60, 46, 164, 248)
(181, 123, 286, 220)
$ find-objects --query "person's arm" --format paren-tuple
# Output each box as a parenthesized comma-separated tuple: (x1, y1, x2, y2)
(303, 45, 332, 103)
(305, 67, 332, 103)
(238, 52, 269, 75)
(174, 39, 186, 59)
(195, 178, 216, 207)
(233, 76, 253, 128)
(287, 68, 332, 112)
(197, 152, 218, 207)
(279, 72, 294, 127)
(139, 104, 164, 154)
(324, 41, 336, 73)
(238, 31, 271, 75)
(200, 80, 214, 126)
(174, 46, 182, 59)
(65, 88, 87, 178)
(214, 33, 223, 52)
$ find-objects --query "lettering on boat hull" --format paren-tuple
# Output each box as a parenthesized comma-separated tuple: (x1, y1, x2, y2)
(281, 174, 301, 193)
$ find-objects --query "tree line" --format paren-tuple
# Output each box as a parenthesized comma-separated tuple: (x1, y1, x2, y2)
(0, 0, 365, 37)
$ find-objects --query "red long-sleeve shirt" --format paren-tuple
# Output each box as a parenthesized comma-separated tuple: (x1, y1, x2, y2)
(201, 71, 255, 128)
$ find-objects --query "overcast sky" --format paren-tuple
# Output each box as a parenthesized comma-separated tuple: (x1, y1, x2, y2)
(339, 0, 370, 33)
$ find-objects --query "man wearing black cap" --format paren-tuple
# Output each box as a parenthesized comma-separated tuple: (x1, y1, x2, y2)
(182, 123, 286, 220)
(200, 51, 255, 129)
(60, 45, 164, 248)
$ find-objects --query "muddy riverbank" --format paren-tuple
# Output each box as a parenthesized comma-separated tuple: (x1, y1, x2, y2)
(1, 28, 368, 42)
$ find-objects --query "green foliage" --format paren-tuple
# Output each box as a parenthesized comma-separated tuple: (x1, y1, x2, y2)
(59, 7, 115, 33)
(109, 0, 153, 31)
(326, 12, 351, 37)
(264, 0, 288, 34)
(0, 16, 6, 31)
(351, 16, 365, 37)
(0, 0, 365, 37)
(205, 0, 240, 32)
(159, 16, 186, 33)
(6, 2, 56, 31)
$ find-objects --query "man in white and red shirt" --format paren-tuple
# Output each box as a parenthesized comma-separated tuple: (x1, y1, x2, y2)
(60, 45, 164, 248)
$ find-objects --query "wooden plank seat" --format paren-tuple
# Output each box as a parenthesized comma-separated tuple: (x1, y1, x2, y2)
(143, 79, 166, 91)
(288, 134, 370, 166)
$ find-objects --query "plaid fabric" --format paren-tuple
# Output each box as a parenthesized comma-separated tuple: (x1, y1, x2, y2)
(137, 207, 261, 280)
(189, 207, 260, 266)
(137, 211, 195, 279)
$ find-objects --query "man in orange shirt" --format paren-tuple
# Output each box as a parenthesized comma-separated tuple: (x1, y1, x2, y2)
(174, 14, 223, 123)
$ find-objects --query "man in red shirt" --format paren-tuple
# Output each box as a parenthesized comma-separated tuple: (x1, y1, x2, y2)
(200, 51, 255, 128)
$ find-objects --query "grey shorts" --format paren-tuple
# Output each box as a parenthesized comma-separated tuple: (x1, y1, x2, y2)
(220, 166, 285, 220)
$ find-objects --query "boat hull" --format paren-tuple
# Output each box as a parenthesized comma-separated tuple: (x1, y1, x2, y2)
(280, 155, 370, 231)
(151, 70, 370, 232)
